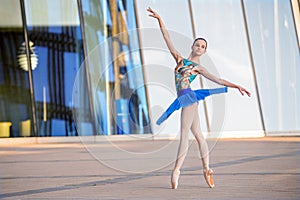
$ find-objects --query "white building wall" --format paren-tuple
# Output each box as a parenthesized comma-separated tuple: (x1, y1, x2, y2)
(135, 0, 299, 138)
(190, 0, 263, 137)
(135, 0, 201, 138)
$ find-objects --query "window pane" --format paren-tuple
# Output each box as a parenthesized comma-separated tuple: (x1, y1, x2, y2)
(80, 0, 151, 135)
(244, 0, 300, 133)
(25, 0, 83, 136)
(0, 0, 34, 137)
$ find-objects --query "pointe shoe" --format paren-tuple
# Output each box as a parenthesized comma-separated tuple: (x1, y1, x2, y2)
(203, 168, 215, 188)
(171, 170, 180, 189)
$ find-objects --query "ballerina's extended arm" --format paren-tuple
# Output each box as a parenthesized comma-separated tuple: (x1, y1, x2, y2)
(147, 7, 182, 63)
(194, 65, 251, 97)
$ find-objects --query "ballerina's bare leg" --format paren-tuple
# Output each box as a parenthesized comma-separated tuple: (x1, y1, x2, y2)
(190, 106, 215, 188)
(190, 106, 209, 170)
(171, 103, 214, 188)
(171, 103, 196, 189)
(173, 103, 197, 171)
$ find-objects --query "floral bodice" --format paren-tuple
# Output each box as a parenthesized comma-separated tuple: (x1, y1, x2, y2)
(175, 58, 198, 92)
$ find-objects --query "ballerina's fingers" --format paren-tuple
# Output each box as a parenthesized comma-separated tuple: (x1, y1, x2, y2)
(239, 87, 251, 97)
(245, 90, 251, 97)
(147, 7, 159, 18)
(147, 7, 154, 14)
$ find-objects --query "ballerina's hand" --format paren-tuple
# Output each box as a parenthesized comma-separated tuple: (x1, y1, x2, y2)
(238, 86, 251, 97)
(147, 7, 160, 19)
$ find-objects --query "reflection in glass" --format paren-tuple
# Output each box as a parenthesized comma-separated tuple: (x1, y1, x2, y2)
(81, 0, 151, 135)
(17, 41, 38, 71)
(244, 0, 300, 133)
(25, 0, 84, 136)
(0, 0, 33, 137)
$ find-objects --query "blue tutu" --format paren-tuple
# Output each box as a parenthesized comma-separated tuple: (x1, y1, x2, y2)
(156, 87, 228, 125)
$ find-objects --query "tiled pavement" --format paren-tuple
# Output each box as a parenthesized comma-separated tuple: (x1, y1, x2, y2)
(0, 137, 299, 199)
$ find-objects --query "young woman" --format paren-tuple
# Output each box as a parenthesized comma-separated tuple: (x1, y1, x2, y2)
(147, 7, 251, 189)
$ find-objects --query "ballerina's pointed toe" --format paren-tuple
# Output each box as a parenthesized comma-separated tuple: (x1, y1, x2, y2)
(171, 170, 180, 189)
(203, 168, 215, 188)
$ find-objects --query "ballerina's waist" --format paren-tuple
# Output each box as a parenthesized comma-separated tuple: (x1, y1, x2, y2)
(177, 88, 193, 97)
(177, 87, 228, 97)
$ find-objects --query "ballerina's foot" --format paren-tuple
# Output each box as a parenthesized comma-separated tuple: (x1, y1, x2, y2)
(203, 168, 215, 188)
(171, 170, 180, 189)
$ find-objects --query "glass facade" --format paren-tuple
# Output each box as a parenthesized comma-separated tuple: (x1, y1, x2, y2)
(0, 0, 150, 137)
(244, 0, 300, 134)
(78, 0, 151, 135)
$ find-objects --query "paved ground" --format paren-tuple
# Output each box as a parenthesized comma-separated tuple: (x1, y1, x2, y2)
(0, 137, 299, 199)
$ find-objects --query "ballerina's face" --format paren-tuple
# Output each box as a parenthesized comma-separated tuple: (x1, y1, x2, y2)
(192, 39, 207, 56)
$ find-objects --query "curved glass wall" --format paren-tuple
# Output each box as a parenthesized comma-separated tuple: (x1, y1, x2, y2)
(244, 0, 300, 134)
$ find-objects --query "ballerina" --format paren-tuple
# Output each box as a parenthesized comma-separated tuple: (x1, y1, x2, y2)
(147, 7, 251, 189)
